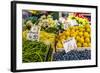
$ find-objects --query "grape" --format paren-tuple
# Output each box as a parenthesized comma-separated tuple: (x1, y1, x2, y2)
(53, 52, 64, 61)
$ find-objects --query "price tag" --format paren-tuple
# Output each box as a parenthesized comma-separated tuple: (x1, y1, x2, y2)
(68, 20, 78, 26)
(63, 37, 77, 53)
(71, 20, 78, 26)
(27, 25, 40, 41)
(63, 22, 70, 29)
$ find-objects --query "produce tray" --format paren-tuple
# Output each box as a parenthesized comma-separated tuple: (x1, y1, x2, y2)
(52, 48, 91, 61)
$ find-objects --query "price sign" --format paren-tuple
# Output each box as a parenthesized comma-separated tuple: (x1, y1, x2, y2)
(70, 20, 78, 26)
(27, 25, 40, 41)
(63, 37, 77, 53)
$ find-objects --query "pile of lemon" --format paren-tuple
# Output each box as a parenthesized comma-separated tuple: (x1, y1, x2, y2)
(56, 24, 91, 49)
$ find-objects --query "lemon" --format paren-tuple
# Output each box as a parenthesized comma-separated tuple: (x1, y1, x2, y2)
(81, 36, 84, 39)
(66, 36, 70, 40)
(78, 31, 83, 36)
(70, 29, 75, 34)
(56, 42, 63, 48)
(75, 30, 79, 35)
(74, 26, 78, 30)
(65, 31, 70, 36)
(86, 28, 91, 33)
(65, 28, 70, 32)
(75, 32, 78, 36)
(76, 36, 80, 42)
(77, 42, 82, 47)
(70, 26, 75, 30)
(85, 38, 90, 43)
(83, 43, 88, 47)
(85, 24, 90, 29)
(74, 32, 77, 37)
(84, 32, 89, 38)
(79, 27, 84, 32)
(71, 33, 76, 37)
(70, 33, 74, 37)
(88, 43, 91, 47)
(61, 35, 66, 40)
(80, 38, 84, 43)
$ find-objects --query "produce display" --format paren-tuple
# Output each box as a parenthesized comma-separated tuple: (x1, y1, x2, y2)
(22, 10, 91, 63)
(22, 39, 53, 62)
(56, 24, 91, 49)
(53, 49, 91, 61)
(67, 13, 90, 26)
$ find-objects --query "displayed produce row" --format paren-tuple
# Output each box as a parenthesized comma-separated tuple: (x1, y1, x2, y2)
(53, 49, 91, 61)
(56, 24, 91, 49)
(22, 40, 53, 62)
(22, 10, 91, 63)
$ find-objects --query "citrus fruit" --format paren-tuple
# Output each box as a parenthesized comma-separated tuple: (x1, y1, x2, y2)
(79, 27, 84, 32)
(57, 41, 63, 48)
(85, 24, 90, 29)
(88, 43, 91, 47)
(85, 38, 90, 43)
(65, 31, 70, 36)
(77, 42, 82, 47)
(84, 32, 89, 38)
(83, 43, 88, 47)
(74, 26, 78, 30)
(76, 36, 80, 42)
(86, 28, 91, 33)
(78, 31, 83, 36)
(80, 38, 84, 43)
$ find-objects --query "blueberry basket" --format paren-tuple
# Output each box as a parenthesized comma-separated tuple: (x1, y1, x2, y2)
(53, 47, 91, 61)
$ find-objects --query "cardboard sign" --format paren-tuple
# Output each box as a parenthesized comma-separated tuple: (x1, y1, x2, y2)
(67, 20, 78, 26)
(63, 22, 70, 29)
(27, 25, 40, 41)
(63, 37, 77, 53)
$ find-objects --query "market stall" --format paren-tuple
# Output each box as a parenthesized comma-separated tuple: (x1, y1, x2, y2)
(22, 10, 91, 62)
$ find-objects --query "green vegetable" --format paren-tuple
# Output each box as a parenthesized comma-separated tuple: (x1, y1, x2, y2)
(22, 40, 50, 63)
(25, 16, 38, 24)
(23, 52, 42, 62)
(46, 45, 53, 61)
(42, 27, 58, 34)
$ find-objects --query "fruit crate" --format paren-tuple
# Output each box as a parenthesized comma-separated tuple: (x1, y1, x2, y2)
(52, 48, 91, 61)
(55, 24, 91, 53)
